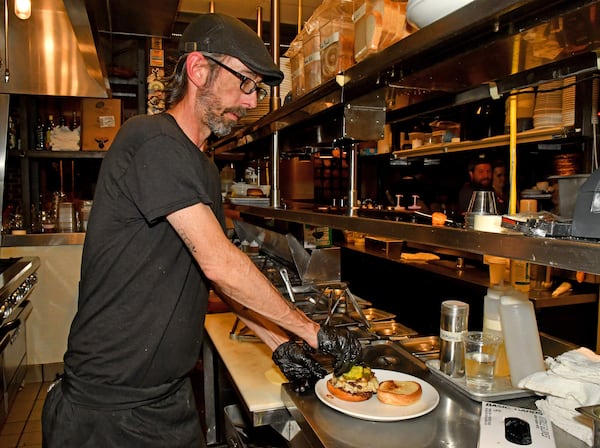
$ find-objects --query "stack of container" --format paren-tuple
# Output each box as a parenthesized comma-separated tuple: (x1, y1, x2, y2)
(285, 0, 411, 100)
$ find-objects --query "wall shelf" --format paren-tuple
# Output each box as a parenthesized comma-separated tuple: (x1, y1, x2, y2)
(235, 204, 600, 275)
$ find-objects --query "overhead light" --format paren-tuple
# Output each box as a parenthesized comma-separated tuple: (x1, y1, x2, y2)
(15, 0, 31, 20)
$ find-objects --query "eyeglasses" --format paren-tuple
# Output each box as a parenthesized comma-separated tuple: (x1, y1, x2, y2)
(204, 55, 268, 101)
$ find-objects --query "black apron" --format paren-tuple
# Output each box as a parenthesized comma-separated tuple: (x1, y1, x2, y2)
(42, 366, 206, 448)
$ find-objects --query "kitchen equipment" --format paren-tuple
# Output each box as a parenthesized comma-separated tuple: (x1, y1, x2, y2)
(439, 300, 469, 378)
(279, 268, 296, 303)
(426, 359, 535, 402)
(369, 321, 418, 339)
(467, 190, 497, 215)
(571, 170, 600, 239)
(400, 335, 440, 360)
(550, 173, 590, 219)
(499, 291, 545, 387)
(0, 257, 39, 426)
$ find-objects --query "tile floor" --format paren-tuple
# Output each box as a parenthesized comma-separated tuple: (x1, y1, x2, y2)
(0, 381, 49, 448)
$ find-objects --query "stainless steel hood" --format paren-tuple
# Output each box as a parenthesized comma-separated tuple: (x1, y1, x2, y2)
(0, 0, 109, 97)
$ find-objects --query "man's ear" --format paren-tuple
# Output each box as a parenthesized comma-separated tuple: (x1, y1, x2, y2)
(185, 52, 211, 88)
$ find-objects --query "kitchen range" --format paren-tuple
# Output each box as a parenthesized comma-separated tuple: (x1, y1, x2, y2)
(0, 256, 39, 425)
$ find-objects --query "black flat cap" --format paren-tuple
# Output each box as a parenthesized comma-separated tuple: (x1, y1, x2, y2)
(179, 13, 284, 86)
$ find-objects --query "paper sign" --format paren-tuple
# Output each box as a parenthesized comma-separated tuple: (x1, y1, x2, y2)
(478, 402, 556, 448)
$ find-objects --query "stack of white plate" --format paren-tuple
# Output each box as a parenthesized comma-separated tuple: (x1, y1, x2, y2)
(561, 76, 576, 127)
(406, 0, 475, 28)
(533, 80, 563, 128)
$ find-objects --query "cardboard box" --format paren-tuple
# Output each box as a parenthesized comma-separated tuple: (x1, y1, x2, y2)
(81, 98, 122, 151)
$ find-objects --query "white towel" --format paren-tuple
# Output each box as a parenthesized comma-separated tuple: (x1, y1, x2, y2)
(518, 347, 600, 447)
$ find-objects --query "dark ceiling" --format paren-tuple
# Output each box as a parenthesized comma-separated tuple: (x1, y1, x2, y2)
(84, 0, 299, 47)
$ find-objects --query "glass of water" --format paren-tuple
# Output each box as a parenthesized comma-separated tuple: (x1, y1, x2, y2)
(463, 331, 502, 390)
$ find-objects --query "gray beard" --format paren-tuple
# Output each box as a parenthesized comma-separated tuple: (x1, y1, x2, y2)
(197, 88, 248, 137)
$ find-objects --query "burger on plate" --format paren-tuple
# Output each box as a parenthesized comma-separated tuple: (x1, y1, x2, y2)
(326, 365, 379, 402)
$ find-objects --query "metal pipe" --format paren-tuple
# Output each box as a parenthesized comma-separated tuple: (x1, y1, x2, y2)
(270, 0, 281, 111)
(271, 131, 281, 208)
(256, 6, 263, 38)
(347, 144, 358, 216)
(208, 1, 214, 13)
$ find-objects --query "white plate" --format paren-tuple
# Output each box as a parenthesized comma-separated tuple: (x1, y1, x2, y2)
(315, 369, 439, 421)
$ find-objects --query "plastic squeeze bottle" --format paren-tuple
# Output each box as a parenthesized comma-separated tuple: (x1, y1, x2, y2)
(482, 285, 511, 377)
(499, 290, 546, 387)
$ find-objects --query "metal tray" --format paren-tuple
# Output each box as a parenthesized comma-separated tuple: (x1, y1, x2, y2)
(425, 359, 535, 402)
(369, 321, 418, 338)
(350, 308, 396, 322)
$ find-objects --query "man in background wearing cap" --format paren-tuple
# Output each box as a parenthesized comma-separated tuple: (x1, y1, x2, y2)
(457, 156, 493, 215)
(42, 13, 360, 447)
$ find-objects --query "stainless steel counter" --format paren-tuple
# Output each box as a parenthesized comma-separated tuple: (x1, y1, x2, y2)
(1, 232, 85, 247)
(204, 309, 586, 447)
(281, 340, 586, 448)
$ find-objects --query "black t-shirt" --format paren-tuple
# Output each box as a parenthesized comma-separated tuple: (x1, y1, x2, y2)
(65, 113, 224, 388)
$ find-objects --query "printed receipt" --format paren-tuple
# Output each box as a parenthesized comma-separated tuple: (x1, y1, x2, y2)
(478, 401, 556, 447)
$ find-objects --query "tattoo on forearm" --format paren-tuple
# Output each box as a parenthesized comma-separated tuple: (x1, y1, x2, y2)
(179, 229, 197, 253)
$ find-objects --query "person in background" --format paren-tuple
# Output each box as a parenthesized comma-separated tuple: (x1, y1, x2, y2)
(457, 156, 493, 214)
(42, 13, 360, 448)
(492, 160, 509, 214)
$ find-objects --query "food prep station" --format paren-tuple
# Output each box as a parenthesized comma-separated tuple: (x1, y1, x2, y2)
(203, 224, 585, 447)
(204, 313, 584, 448)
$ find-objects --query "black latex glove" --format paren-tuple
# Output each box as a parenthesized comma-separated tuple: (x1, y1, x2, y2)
(317, 325, 362, 376)
(272, 341, 327, 393)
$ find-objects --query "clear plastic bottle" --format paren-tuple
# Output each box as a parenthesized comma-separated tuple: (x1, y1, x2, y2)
(499, 290, 545, 387)
(483, 285, 511, 377)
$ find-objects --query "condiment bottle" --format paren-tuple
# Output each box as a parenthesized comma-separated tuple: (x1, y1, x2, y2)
(439, 300, 469, 377)
(499, 290, 545, 387)
(483, 285, 511, 377)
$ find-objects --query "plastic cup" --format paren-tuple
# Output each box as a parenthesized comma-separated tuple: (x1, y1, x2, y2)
(463, 331, 502, 390)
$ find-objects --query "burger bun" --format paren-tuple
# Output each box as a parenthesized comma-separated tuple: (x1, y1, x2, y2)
(376, 380, 422, 406)
(326, 379, 373, 402)
(246, 188, 265, 197)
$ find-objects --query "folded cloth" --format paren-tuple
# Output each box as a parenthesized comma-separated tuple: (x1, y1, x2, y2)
(536, 397, 593, 447)
(518, 347, 600, 446)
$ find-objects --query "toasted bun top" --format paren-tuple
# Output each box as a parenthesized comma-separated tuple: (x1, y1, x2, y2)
(376, 380, 422, 406)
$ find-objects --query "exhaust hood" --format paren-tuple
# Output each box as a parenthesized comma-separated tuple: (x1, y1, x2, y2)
(0, 0, 110, 97)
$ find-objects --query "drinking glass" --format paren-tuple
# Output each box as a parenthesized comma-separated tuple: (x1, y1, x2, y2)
(463, 331, 502, 390)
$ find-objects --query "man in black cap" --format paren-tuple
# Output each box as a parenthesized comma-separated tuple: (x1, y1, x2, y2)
(42, 13, 360, 447)
(457, 156, 493, 215)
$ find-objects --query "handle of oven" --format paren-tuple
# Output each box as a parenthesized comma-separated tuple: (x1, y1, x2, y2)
(0, 318, 22, 352)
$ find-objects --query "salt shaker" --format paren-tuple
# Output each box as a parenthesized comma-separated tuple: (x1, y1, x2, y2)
(439, 300, 469, 377)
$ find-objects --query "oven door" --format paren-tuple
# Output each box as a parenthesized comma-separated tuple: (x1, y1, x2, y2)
(0, 301, 32, 411)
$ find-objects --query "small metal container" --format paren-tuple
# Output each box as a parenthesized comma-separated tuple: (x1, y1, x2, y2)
(439, 300, 469, 378)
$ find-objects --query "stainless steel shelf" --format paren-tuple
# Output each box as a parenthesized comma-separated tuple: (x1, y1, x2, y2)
(208, 0, 600, 156)
(236, 205, 600, 275)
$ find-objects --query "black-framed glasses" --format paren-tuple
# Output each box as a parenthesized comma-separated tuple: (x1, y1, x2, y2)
(204, 54, 268, 101)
